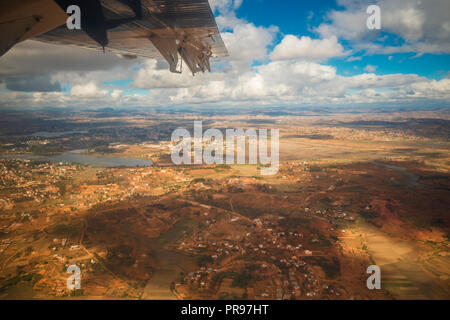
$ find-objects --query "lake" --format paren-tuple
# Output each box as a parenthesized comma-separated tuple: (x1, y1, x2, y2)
(0, 151, 153, 168)
(29, 131, 88, 138)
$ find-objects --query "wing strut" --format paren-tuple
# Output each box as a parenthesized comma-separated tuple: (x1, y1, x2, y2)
(149, 33, 212, 75)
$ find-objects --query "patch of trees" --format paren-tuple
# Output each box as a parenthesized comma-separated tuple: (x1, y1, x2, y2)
(93, 146, 124, 154)
(357, 209, 380, 219)
(309, 256, 341, 279)
(51, 222, 82, 237)
(196, 255, 213, 267)
(278, 217, 310, 230)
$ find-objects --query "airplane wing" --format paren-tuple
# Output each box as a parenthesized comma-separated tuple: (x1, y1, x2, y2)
(0, 0, 228, 75)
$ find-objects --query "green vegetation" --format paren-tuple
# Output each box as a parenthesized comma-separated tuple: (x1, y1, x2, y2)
(279, 217, 310, 230)
(318, 197, 332, 210)
(196, 255, 213, 267)
(0, 273, 43, 293)
(211, 267, 257, 290)
(231, 270, 253, 288)
(309, 166, 322, 172)
(214, 164, 231, 172)
(211, 271, 234, 288)
(24, 246, 33, 256)
(70, 289, 84, 296)
(51, 222, 82, 237)
(93, 146, 123, 154)
(357, 209, 380, 219)
(30, 144, 64, 156)
(318, 235, 332, 247)
(310, 257, 341, 279)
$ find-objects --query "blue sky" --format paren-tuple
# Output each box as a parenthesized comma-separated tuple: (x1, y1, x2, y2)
(0, 0, 449, 109)
(235, 0, 449, 80)
(236, 0, 337, 35)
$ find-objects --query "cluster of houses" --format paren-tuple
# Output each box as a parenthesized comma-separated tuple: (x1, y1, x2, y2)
(173, 208, 341, 299)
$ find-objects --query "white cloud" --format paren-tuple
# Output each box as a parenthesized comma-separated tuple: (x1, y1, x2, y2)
(0, 40, 137, 77)
(209, 0, 243, 15)
(132, 58, 450, 108)
(346, 56, 362, 62)
(316, 9, 367, 41)
(2, 62, 449, 109)
(364, 65, 377, 73)
(221, 22, 278, 62)
(111, 89, 123, 100)
(71, 82, 107, 98)
(0, 40, 140, 94)
(270, 35, 346, 61)
(216, 13, 243, 30)
(315, 0, 450, 55)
